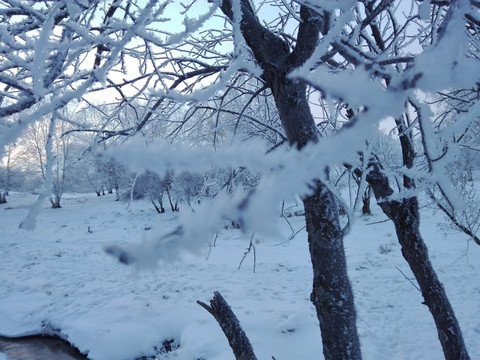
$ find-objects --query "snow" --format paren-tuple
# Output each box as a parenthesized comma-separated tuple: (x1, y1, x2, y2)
(0, 192, 479, 360)
(418, 1, 431, 21)
(32, 3, 56, 100)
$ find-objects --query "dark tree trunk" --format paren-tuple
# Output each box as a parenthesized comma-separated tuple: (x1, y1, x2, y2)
(198, 292, 258, 360)
(0, 192, 6, 204)
(218, 2, 362, 359)
(272, 79, 361, 359)
(391, 198, 469, 360)
(50, 196, 61, 209)
(304, 181, 362, 359)
(374, 113, 468, 359)
(152, 199, 165, 214)
(366, 160, 469, 360)
(361, 186, 372, 215)
(114, 184, 120, 201)
(166, 188, 179, 212)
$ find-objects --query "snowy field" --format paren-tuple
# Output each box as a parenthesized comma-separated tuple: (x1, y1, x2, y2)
(0, 192, 479, 360)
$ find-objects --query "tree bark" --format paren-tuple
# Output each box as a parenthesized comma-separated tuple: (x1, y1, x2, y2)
(393, 199, 468, 360)
(366, 161, 469, 360)
(304, 181, 362, 359)
(198, 292, 258, 360)
(272, 78, 361, 359)
(218, 2, 362, 358)
(362, 188, 371, 215)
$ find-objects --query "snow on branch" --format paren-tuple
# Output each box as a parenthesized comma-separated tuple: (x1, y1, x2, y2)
(103, 123, 376, 268)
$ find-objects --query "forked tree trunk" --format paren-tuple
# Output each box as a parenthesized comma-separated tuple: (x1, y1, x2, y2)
(218, 2, 362, 358)
(166, 188, 179, 212)
(50, 194, 61, 209)
(151, 199, 165, 214)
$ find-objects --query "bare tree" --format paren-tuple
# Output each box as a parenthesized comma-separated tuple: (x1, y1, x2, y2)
(132, 170, 168, 213)
(209, 2, 363, 358)
(426, 87, 480, 246)
(1, 1, 478, 359)
(364, 114, 470, 360)
(16, 120, 49, 182)
(0, 144, 15, 203)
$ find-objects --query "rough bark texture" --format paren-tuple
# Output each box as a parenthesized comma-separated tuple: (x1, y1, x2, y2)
(219, 2, 362, 359)
(272, 75, 361, 358)
(367, 161, 470, 360)
(304, 181, 362, 359)
(197, 292, 258, 360)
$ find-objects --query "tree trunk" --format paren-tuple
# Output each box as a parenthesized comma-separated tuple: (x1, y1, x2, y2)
(367, 160, 469, 360)
(115, 184, 120, 201)
(152, 199, 165, 214)
(198, 292, 258, 360)
(384, 198, 469, 360)
(166, 188, 179, 212)
(304, 181, 362, 359)
(272, 80, 361, 360)
(50, 194, 61, 209)
(361, 186, 372, 215)
(218, 2, 362, 358)
(0, 192, 6, 204)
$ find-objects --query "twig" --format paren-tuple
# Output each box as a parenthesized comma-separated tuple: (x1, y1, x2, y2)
(288, 225, 306, 241)
(281, 202, 295, 238)
(206, 232, 219, 260)
(238, 233, 256, 273)
(274, 225, 306, 246)
(395, 266, 421, 293)
(366, 218, 390, 225)
(427, 189, 480, 246)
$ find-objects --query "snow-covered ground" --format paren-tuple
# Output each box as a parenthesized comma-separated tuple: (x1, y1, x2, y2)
(0, 192, 479, 360)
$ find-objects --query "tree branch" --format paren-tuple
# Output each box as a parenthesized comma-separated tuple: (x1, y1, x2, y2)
(93, 0, 121, 69)
(427, 189, 480, 246)
(289, 5, 322, 68)
(219, 0, 290, 78)
(197, 292, 258, 360)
